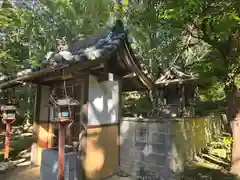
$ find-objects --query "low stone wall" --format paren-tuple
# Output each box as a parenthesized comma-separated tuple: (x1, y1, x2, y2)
(119, 114, 224, 180)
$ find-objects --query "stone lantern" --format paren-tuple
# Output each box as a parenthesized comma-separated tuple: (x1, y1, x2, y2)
(49, 95, 79, 180)
(0, 89, 17, 164)
(51, 97, 79, 122)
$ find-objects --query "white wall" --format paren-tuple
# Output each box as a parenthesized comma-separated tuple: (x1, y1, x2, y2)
(87, 75, 119, 126)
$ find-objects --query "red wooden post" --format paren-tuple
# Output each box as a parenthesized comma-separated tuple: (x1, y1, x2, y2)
(50, 84, 79, 180)
(1, 104, 16, 162)
(58, 121, 71, 180)
(4, 119, 14, 161)
(58, 122, 65, 180)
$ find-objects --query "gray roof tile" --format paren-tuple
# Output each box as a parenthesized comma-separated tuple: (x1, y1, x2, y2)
(0, 20, 127, 83)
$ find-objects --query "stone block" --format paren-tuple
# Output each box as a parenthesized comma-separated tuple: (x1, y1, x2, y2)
(135, 127, 148, 143)
(41, 148, 77, 170)
(120, 146, 131, 157)
(151, 143, 166, 155)
(40, 148, 79, 180)
(131, 161, 146, 176)
(40, 164, 77, 180)
(134, 142, 146, 150)
(146, 165, 166, 180)
(148, 123, 169, 133)
(149, 132, 166, 144)
(143, 153, 166, 166)
(119, 165, 132, 176)
(120, 114, 224, 180)
(120, 157, 132, 170)
(132, 164, 163, 180)
(130, 149, 144, 160)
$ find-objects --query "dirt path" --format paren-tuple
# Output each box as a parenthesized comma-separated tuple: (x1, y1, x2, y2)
(0, 165, 132, 180)
(0, 166, 40, 180)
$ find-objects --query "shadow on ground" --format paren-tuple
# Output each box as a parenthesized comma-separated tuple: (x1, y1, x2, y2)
(0, 165, 40, 180)
(0, 125, 34, 164)
(181, 166, 237, 180)
(0, 135, 33, 162)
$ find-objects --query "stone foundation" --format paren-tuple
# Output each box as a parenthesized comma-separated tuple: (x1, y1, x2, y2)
(120, 115, 224, 180)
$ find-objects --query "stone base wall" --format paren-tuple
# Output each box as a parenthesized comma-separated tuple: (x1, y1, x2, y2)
(119, 115, 224, 180)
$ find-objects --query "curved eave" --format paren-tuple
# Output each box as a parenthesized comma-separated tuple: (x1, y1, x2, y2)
(120, 40, 154, 91)
(154, 77, 199, 87)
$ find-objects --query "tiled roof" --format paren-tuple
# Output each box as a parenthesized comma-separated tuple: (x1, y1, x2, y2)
(0, 20, 154, 90)
(42, 20, 126, 68)
(155, 66, 198, 85)
(0, 20, 126, 83)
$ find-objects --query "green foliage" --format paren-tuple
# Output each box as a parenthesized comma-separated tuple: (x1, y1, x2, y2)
(158, 0, 240, 85)
(195, 100, 226, 116)
(2, 0, 240, 118)
(126, 1, 183, 76)
(0, 0, 114, 123)
(223, 136, 233, 146)
(123, 91, 152, 117)
(199, 80, 225, 101)
(122, 0, 240, 114)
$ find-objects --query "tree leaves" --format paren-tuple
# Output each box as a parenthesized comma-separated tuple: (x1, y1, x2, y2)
(1, 0, 240, 115)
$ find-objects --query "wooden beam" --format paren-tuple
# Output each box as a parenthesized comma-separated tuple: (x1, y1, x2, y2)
(79, 76, 88, 180)
(30, 85, 41, 165)
(38, 70, 87, 84)
(118, 77, 122, 167)
(64, 79, 84, 87)
(89, 70, 107, 82)
(38, 62, 108, 84)
(103, 61, 108, 74)
(0, 57, 108, 89)
(89, 70, 123, 82)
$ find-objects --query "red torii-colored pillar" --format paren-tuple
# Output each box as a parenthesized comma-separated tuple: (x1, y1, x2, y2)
(1, 104, 16, 162)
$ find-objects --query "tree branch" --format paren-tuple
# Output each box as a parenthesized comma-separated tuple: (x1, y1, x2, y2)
(201, 18, 217, 47)
(168, 34, 194, 67)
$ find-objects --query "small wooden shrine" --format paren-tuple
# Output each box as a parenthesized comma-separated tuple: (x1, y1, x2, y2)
(153, 66, 198, 118)
(0, 20, 152, 180)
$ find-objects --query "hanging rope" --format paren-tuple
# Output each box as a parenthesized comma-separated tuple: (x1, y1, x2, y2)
(62, 70, 68, 98)
(62, 69, 72, 119)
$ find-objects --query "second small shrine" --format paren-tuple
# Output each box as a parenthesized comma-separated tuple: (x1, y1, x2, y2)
(153, 66, 198, 118)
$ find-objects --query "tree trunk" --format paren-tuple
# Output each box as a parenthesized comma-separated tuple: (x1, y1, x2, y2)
(226, 87, 237, 129)
(226, 85, 240, 176)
